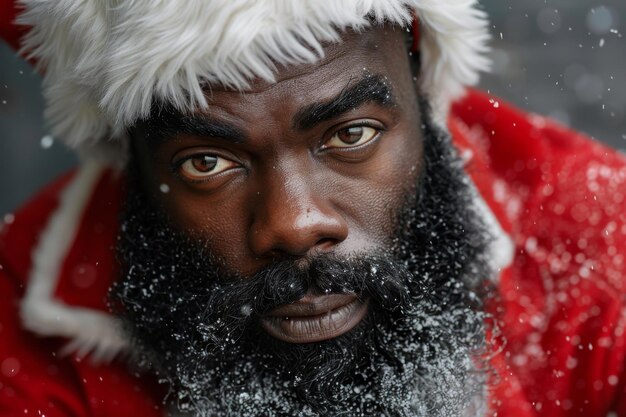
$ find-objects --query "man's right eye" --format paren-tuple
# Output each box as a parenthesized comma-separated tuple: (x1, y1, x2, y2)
(175, 154, 239, 183)
(325, 125, 380, 149)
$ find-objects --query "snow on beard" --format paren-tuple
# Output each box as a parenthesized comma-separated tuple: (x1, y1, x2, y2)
(110, 101, 494, 417)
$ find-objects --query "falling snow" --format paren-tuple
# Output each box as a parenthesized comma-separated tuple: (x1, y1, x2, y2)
(40, 135, 54, 149)
(0, 2, 624, 416)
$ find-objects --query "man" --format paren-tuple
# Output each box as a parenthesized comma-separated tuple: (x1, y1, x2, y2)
(1, 1, 626, 416)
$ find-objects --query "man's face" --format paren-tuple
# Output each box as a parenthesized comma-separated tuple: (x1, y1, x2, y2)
(116, 26, 491, 416)
(133, 27, 423, 276)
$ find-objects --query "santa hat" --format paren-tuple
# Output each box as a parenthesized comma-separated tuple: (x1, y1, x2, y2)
(12, 0, 491, 165)
(4, 1, 508, 362)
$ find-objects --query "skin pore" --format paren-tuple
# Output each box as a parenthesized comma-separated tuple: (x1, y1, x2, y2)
(132, 26, 424, 277)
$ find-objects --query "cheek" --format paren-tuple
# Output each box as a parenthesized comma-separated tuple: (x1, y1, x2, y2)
(331, 130, 423, 246)
(158, 185, 253, 267)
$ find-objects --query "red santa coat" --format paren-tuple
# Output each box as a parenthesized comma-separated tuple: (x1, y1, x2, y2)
(0, 65, 626, 417)
(1, 89, 626, 416)
(4, 0, 626, 414)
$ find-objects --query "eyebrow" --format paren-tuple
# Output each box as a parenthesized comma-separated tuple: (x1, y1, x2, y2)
(292, 73, 396, 131)
(141, 109, 248, 145)
(138, 73, 395, 145)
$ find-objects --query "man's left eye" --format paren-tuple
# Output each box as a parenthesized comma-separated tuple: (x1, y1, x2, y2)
(324, 126, 379, 149)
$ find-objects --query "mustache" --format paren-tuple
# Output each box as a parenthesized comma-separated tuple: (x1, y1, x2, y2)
(213, 254, 415, 314)
(114, 250, 417, 341)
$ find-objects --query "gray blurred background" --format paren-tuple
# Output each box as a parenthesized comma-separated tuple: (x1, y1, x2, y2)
(1, 0, 625, 216)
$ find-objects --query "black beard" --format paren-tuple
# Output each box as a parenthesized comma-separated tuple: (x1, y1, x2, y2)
(110, 102, 494, 416)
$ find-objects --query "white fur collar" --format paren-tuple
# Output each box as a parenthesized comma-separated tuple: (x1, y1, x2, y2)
(20, 160, 129, 364)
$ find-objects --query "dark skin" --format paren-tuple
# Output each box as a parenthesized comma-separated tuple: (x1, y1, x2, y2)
(133, 26, 423, 277)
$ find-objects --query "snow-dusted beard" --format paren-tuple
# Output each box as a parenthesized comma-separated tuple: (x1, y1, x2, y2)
(111, 104, 494, 416)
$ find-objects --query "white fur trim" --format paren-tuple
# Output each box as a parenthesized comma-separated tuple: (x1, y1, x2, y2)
(473, 191, 514, 278)
(21, 160, 129, 364)
(460, 153, 514, 279)
(18, 0, 490, 160)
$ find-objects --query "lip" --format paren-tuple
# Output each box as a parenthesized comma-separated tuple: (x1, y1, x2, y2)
(259, 293, 369, 344)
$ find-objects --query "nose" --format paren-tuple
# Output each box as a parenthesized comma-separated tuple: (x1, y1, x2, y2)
(248, 170, 349, 259)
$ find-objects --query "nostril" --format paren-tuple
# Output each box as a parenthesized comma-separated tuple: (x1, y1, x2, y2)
(315, 238, 338, 251)
(263, 238, 337, 261)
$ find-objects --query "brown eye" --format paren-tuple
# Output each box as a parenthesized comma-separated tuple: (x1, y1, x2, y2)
(338, 127, 365, 144)
(325, 126, 379, 149)
(178, 154, 238, 181)
(191, 155, 217, 172)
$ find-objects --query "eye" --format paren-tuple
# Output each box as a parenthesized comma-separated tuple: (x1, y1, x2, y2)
(176, 154, 239, 182)
(325, 125, 380, 149)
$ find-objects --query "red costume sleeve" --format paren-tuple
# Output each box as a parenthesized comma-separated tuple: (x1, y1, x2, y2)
(0, 268, 165, 417)
(0, 270, 91, 417)
(454, 90, 626, 416)
(0, 172, 90, 416)
(0, 173, 164, 417)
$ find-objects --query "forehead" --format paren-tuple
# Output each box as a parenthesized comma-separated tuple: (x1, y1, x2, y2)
(203, 26, 412, 107)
